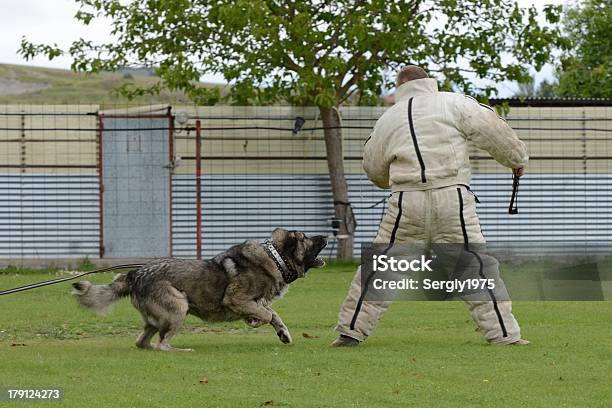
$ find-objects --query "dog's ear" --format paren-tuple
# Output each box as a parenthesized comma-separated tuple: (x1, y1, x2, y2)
(271, 228, 289, 242)
(283, 232, 298, 253)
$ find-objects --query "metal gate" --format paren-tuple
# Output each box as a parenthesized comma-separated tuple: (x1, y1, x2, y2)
(100, 114, 173, 258)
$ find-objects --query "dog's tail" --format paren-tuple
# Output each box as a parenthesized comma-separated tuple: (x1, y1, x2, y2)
(71, 273, 132, 315)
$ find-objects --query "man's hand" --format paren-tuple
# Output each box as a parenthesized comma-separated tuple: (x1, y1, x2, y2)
(513, 167, 525, 177)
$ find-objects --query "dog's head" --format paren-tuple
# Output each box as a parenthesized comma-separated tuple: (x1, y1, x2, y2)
(270, 228, 327, 277)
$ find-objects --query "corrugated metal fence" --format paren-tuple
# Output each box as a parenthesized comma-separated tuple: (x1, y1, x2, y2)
(1, 104, 611, 260)
(0, 174, 99, 257)
(171, 173, 612, 258)
(0, 106, 99, 259)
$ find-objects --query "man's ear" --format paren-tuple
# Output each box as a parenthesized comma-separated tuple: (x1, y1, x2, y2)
(271, 228, 288, 243)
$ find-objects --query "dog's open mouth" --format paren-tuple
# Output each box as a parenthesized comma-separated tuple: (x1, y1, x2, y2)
(313, 256, 326, 268)
(308, 236, 328, 269)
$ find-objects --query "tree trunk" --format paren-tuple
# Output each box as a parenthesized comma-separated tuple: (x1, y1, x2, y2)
(320, 106, 355, 260)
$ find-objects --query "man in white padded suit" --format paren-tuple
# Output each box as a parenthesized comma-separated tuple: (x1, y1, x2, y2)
(331, 65, 530, 347)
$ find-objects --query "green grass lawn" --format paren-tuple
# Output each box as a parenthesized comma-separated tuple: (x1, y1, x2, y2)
(0, 263, 610, 407)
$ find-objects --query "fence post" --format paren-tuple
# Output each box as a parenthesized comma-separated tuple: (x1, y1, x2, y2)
(97, 115, 105, 258)
(168, 110, 174, 257)
(195, 120, 202, 260)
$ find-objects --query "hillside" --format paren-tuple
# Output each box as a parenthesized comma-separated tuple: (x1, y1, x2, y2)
(0, 63, 226, 107)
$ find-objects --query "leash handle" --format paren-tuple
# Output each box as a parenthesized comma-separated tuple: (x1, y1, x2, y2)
(508, 170, 521, 215)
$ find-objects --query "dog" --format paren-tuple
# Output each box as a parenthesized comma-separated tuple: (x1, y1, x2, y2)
(71, 228, 327, 351)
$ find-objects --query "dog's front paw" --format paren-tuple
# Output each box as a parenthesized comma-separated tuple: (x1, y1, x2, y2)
(277, 328, 292, 344)
(244, 316, 265, 328)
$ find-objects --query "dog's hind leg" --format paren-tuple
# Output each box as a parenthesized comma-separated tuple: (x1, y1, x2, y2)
(157, 324, 192, 352)
(135, 323, 158, 350)
(147, 282, 192, 352)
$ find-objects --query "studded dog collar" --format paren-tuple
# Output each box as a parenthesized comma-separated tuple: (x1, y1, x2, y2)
(262, 240, 299, 284)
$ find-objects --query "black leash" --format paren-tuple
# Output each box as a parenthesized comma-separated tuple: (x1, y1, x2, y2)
(508, 171, 521, 215)
(335, 196, 388, 211)
(0, 263, 145, 296)
(327, 196, 390, 260)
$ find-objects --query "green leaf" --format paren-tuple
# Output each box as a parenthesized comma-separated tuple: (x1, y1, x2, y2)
(17, 0, 574, 103)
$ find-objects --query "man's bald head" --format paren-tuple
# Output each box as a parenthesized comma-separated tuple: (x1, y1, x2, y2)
(396, 66, 429, 87)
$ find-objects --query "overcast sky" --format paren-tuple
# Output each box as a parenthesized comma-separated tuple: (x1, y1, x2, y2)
(0, 0, 568, 97)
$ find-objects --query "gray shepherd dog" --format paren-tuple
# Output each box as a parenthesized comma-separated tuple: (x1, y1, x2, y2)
(72, 229, 327, 351)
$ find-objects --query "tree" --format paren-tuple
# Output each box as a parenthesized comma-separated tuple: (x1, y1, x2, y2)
(20, 0, 565, 259)
(514, 78, 559, 98)
(514, 81, 537, 98)
(537, 79, 559, 98)
(555, 0, 611, 98)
